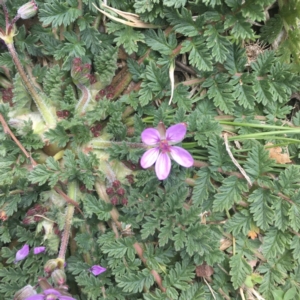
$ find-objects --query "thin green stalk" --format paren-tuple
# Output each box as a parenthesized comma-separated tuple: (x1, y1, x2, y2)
(181, 142, 198, 148)
(192, 155, 208, 160)
(58, 181, 78, 261)
(227, 129, 300, 141)
(219, 121, 299, 130)
(91, 139, 146, 149)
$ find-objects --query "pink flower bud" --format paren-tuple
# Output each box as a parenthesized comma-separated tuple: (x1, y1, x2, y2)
(17, 1, 38, 19)
(33, 246, 46, 255)
(89, 265, 106, 276)
(15, 244, 30, 263)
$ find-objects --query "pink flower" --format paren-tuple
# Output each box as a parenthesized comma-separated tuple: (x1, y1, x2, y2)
(89, 265, 106, 276)
(33, 246, 46, 255)
(140, 122, 194, 180)
(15, 244, 30, 263)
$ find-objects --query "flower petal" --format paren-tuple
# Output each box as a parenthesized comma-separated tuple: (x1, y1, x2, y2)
(140, 148, 159, 169)
(166, 123, 187, 143)
(44, 289, 61, 296)
(90, 265, 107, 276)
(33, 246, 46, 255)
(155, 152, 171, 180)
(24, 295, 44, 300)
(59, 296, 77, 300)
(170, 146, 194, 167)
(15, 244, 30, 263)
(141, 128, 161, 145)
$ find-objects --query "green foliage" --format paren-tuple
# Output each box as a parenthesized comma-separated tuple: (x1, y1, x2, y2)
(1, 1, 300, 299)
(248, 189, 275, 231)
(43, 65, 65, 103)
(213, 176, 248, 212)
(203, 74, 235, 114)
(39, 0, 82, 27)
(44, 125, 70, 147)
(138, 61, 169, 106)
(28, 157, 61, 187)
(94, 45, 118, 86)
(82, 194, 112, 221)
(260, 15, 284, 44)
(230, 253, 252, 289)
(225, 210, 252, 236)
(181, 37, 213, 71)
(165, 8, 204, 37)
(107, 23, 145, 55)
(54, 32, 86, 63)
(144, 29, 177, 56)
(244, 144, 274, 182)
(262, 229, 291, 259)
(12, 73, 32, 110)
(116, 269, 155, 293)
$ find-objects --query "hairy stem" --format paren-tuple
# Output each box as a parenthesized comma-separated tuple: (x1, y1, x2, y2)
(6, 43, 57, 127)
(0, 113, 37, 167)
(58, 181, 78, 261)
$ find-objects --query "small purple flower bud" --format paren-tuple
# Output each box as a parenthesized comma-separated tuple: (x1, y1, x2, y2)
(15, 244, 30, 263)
(17, 1, 38, 19)
(33, 246, 46, 255)
(89, 265, 106, 276)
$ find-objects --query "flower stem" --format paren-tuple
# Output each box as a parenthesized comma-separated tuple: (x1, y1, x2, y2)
(6, 42, 57, 127)
(227, 129, 300, 141)
(58, 181, 78, 261)
(90, 139, 146, 149)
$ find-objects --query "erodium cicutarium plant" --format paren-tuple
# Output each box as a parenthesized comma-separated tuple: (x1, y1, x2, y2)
(1, 1, 300, 300)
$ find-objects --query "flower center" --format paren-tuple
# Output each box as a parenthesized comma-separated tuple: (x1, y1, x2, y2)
(159, 139, 171, 153)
